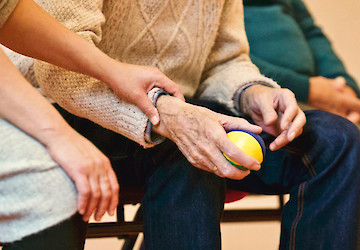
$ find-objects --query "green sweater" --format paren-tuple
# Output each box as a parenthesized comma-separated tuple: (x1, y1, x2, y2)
(243, 0, 360, 102)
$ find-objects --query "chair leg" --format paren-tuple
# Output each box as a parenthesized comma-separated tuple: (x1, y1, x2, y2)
(121, 205, 143, 250)
(278, 194, 285, 211)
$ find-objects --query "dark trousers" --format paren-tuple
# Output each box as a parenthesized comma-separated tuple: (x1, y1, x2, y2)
(2, 213, 86, 250)
(11, 102, 360, 250)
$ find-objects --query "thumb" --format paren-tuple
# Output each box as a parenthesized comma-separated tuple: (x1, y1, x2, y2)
(135, 95, 160, 125)
(258, 98, 278, 126)
(346, 111, 360, 124)
(153, 80, 185, 101)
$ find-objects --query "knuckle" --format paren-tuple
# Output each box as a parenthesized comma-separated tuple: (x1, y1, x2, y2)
(283, 88, 295, 97)
(92, 190, 101, 199)
(188, 158, 197, 167)
(192, 153, 205, 166)
(93, 157, 104, 167)
(113, 183, 120, 193)
(224, 148, 239, 161)
(102, 191, 111, 200)
(80, 188, 91, 197)
(148, 66, 161, 76)
(102, 155, 111, 165)
(77, 163, 90, 174)
(221, 168, 232, 177)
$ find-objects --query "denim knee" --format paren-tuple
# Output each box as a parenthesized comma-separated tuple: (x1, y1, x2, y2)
(301, 110, 360, 174)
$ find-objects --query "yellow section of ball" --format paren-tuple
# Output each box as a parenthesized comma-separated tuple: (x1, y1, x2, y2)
(224, 131, 263, 165)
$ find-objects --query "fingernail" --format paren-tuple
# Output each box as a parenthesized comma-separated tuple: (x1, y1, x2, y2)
(289, 132, 296, 141)
(251, 163, 261, 171)
(150, 115, 159, 125)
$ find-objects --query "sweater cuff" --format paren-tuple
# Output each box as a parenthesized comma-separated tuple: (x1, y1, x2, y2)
(233, 81, 275, 112)
(144, 88, 170, 145)
(0, 0, 19, 28)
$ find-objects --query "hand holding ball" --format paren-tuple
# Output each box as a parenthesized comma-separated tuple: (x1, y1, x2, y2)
(224, 130, 265, 171)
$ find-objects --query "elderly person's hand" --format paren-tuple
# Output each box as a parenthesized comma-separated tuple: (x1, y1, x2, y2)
(309, 76, 360, 124)
(152, 96, 263, 180)
(240, 85, 306, 151)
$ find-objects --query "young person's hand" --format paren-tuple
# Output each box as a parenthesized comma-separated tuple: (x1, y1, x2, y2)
(104, 62, 184, 125)
(43, 125, 119, 222)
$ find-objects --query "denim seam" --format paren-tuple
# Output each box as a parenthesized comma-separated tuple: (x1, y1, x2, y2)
(286, 146, 317, 177)
(289, 182, 306, 250)
(301, 154, 316, 177)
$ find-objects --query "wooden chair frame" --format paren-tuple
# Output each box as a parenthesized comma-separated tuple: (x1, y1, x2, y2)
(86, 194, 285, 250)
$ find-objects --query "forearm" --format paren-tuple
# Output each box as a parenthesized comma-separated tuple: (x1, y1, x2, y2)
(198, 0, 278, 112)
(292, 0, 360, 97)
(0, 50, 74, 147)
(0, 0, 116, 86)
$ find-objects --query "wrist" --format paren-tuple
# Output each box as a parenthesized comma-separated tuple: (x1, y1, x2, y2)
(144, 89, 170, 144)
(92, 57, 121, 87)
(234, 82, 274, 113)
(36, 117, 76, 149)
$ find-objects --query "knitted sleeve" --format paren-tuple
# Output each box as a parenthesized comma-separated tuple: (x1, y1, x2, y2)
(291, 0, 360, 97)
(196, 0, 279, 114)
(0, 0, 19, 28)
(33, 0, 156, 148)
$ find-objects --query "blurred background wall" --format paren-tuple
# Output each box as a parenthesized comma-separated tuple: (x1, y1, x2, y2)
(303, 0, 360, 84)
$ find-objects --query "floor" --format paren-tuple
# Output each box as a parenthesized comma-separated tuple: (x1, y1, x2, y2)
(85, 195, 283, 250)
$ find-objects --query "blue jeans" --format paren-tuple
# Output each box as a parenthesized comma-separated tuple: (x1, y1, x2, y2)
(56, 105, 360, 250)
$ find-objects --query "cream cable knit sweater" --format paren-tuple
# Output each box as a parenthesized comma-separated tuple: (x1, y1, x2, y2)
(0, 0, 18, 28)
(9, 0, 279, 148)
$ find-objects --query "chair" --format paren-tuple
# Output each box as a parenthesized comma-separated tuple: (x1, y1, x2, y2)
(86, 191, 285, 250)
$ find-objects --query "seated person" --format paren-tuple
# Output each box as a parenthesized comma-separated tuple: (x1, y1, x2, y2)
(0, 0, 182, 249)
(243, 0, 360, 123)
(6, 0, 360, 249)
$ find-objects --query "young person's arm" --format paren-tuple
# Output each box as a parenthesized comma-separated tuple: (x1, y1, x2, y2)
(0, 49, 119, 222)
(0, 0, 183, 126)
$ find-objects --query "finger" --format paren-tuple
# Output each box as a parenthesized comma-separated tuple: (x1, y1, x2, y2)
(219, 114, 262, 134)
(134, 94, 160, 125)
(94, 175, 112, 221)
(341, 96, 360, 113)
(74, 175, 91, 216)
(269, 129, 290, 151)
(218, 134, 261, 171)
(210, 148, 252, 180)
(346, 111, 360, 124)
(197, 140, 251, 180)
(258, 97, 278, 126)
(286, 109, 306, 142)
(107, 169, 119, 216)
(154, 79, 185, 101)
(277, 91, 299, 131)
(269, 111, 305, 151)
(83, 177, 101, 222)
